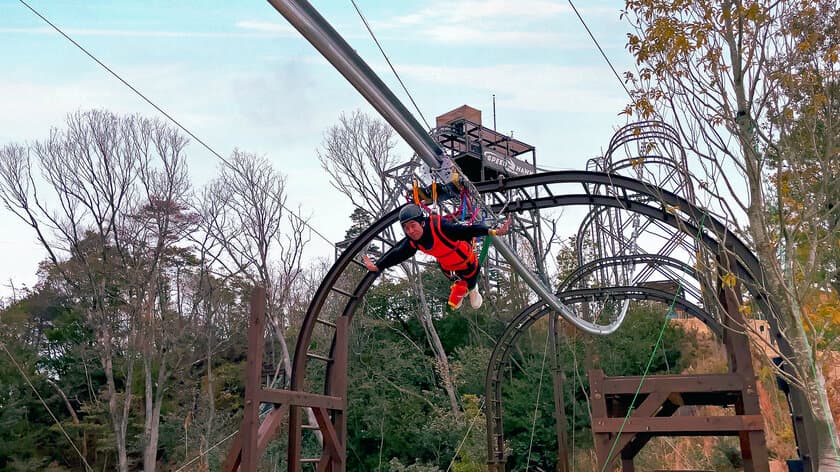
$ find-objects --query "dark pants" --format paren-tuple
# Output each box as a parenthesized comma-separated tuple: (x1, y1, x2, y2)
(443, 259, 480, 290)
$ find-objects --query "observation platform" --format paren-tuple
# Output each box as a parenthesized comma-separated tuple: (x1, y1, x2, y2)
(433, 105, 536, 183)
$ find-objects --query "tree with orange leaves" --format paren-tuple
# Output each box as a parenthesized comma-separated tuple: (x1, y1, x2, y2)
(622, 0, 839, 469)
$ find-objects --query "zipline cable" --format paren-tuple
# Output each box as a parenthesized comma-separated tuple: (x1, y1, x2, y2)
(174, 430, 238, 472)
(598, 301, 675, 472)
(598, 209, 709, 472)
(18, 0, 336, 249)
(526, 327, 552, 470)
(566, 0, 633, 101)
(0, 341, 94, 472)
(349, 0, 432, 130)
(445, 396, 486, 472)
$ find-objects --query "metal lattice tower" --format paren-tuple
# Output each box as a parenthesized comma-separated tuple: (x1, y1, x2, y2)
(572, 121, 709, 326)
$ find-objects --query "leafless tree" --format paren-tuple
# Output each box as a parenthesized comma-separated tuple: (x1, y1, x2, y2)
(318, 110, 403, 217)
(318, 110, 463, 415)
(198, 150, 322, 441)
(0, 109, 195, 472)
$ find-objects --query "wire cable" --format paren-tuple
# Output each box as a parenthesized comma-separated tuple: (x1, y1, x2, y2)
(445, 396, 486, 472)
(18, 0, 336, 248)
(174, 430, 238, 472)
(526, 327, 552, 470)
(566, 0, 633, 101)
(598, 210, 709, 472)
(0, 341, 94, 472)
(349, 0, 432, 130)
(598, 302, 675, 472)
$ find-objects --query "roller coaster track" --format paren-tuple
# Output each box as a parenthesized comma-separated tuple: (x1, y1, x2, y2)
(224, 1, 791, 469)
(225, 169, 786, 470)
(484, 253, 716, 464)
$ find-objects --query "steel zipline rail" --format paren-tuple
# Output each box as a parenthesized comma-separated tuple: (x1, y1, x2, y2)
(267, 0, 600, 333)
(265, 0, 441, 167)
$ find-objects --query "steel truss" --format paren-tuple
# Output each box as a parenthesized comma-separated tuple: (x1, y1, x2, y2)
(219, 0, 810, 468)
(223, 170, 812, 471)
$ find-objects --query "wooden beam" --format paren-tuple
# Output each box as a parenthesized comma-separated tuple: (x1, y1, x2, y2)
(314, 407, 345, 465)
(221, 431, 242, 472)
(260, 388, 345, 410)
(257, 405, 289, 455)
(600, 374, 743, 394)
(592, 415, 764, 434)
(623, 399, 682, 457)
(613, 389, 670, 455)
(241, 287, 266, 472)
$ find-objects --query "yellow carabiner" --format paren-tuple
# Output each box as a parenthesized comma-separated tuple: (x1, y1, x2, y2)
(413, 179, 421, 205)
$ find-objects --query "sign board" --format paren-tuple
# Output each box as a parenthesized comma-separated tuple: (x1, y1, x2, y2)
(483, 150, 536, 176)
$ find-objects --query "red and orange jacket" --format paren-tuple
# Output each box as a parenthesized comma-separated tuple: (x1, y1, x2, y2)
(374, 215, 490, 272)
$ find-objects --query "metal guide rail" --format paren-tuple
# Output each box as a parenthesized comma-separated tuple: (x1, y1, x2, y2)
(267, 0, 624, 334)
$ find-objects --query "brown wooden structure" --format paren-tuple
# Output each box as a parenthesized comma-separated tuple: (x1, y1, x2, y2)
(588, 252, 770, 471)
(222, 287, 349, 471)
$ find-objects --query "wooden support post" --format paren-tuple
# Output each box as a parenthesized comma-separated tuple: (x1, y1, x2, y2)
(718, 250, 770, 472)
(552, 369, 570, 472)
(590, 370, 615, 469)
(550, 314, 570, 472)
(326, 316, 350, 472)
(242, 287, 266, 472)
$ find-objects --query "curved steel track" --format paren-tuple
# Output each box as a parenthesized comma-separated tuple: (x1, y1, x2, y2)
(249, 1, 788, 469)
(266, 170, 784, 468)
(484, 253, 714, 463)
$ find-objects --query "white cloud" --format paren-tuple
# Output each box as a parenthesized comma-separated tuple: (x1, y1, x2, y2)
(233, 20, 296, 35)
(0, 25, 294, 39)
(392, 0, 570, 25)
(393, 63, 626, 113)
(422, 24, 580, 46)
(369, 0, 622, 47)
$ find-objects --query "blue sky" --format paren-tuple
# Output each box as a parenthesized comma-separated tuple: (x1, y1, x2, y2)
(0, 0, 635, 296)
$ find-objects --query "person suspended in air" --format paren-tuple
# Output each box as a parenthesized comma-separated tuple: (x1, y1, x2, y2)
(363, 204, 511, 309)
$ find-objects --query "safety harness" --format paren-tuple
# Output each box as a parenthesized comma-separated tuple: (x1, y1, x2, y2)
(409, 215, 478, 278)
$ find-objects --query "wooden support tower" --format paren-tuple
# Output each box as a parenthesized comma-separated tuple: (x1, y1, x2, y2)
(589, 251, 770, 471)
(222, 286, 349, 471)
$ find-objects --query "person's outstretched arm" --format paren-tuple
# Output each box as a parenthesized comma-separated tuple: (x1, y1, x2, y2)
(489, 215, 512, 236)
(439, 215, 513, 241)
(362, 238, 416, 272)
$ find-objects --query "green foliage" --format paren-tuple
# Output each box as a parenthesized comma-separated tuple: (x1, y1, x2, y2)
(344, 254, 697, 471)
(451, 345, 492, 395)
(347, 317, 446, 468)
(387, 458, 442, 471)
(0, 211, 700, 472)
(711, 437, 744, 472)
(595, 302, 689, 377)
(346, 207, 374, 241)
(0, 289, 104, 470)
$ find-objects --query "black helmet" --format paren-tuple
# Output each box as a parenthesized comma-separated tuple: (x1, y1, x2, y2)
(399, 204, 425, 224)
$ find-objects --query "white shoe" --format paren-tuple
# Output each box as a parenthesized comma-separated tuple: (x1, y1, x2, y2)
(469, 288, 483, 309)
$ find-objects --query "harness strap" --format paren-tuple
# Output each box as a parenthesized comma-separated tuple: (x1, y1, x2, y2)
(430, 215, 470, 263)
